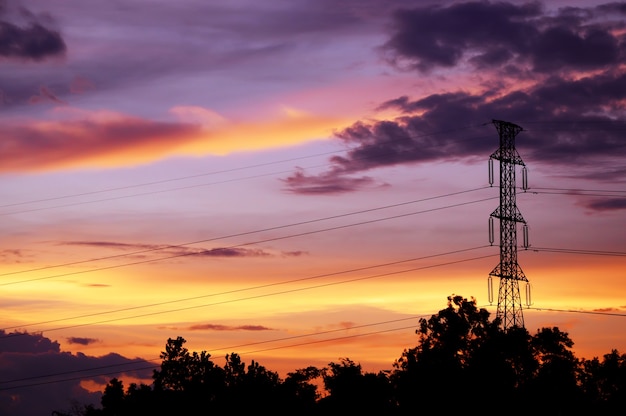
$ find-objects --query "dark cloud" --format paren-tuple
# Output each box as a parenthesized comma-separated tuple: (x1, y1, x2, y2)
(584, 198, 626, 212)
(0, 330, 60, 353)
(0, 2, 66, 61)
(282, 250, 308, 257)
(283, 69, 626, 195)
(0, 330, 152, 416)
(531, 25, 621, 72)
(393, 74, 625, 165)
(384, 1, 541, 71)
(187, 323, 273, 331)
(384, 1, 625, 73)
(0, 1, 67, 107)
(66, 336, 99, 346)
(596, 2, 626, 14)
(0, 21, 65, 60)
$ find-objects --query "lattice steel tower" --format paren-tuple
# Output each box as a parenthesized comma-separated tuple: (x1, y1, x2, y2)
(487, 119, 530, 330)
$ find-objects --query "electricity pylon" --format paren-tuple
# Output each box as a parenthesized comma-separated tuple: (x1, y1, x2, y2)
(487, 119, 530, 330)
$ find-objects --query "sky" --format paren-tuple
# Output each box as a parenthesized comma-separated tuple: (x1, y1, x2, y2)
(0, 0, 625, 414)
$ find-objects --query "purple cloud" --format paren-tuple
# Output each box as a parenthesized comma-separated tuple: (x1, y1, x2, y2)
(28, 85, 66, 105)
(197, 247, 271, 257)
(283, 67, 626, 196)
(58, 241, 278, 265)
(66, 337, 100, 346)
(0, 330, 152, 416)
(0, 22, 65, 61)
(585, 198, 626, 212)
(281, 250, 308, 257)
(384, 1, 625, 73)
(60, 241, 161, 251)
(282, 167, 383, 195)
(0, 2, 66, 61)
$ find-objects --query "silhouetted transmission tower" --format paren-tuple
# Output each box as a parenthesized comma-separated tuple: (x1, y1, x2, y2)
(487, 119, 530, 330)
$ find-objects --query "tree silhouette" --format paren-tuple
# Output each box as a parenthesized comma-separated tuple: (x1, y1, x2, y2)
(53, 295, 626, 416)
(220, 353, 282, 413)
(580, 349, 626, 412)
(520, 327, 582, 415)
(150, 336, 226, 414)
(100, 378, 125, 415)
(280, 366, 323, 415)
(391, 295, 498, 414)
(318, 358, 394, 415)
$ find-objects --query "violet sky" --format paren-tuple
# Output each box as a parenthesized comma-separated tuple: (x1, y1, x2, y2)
(0, 1, 625, 415)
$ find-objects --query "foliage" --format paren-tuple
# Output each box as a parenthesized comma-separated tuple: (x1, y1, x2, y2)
(56, 295, 625, 416)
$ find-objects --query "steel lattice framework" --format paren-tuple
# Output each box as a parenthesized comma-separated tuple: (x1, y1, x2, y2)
(488, 119, 528, 329)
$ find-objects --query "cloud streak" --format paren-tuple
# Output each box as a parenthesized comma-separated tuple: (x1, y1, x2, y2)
(60, 240, 276, 259)
(186, 323, 274, 331)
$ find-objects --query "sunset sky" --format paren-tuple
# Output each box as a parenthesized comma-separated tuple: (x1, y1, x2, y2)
(1, 0, 625, 414)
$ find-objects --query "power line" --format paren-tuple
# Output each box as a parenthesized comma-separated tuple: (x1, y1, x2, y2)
(3, 303, 626, 391)
(523, 127, 626, 132)
(529, 187, 626, 194)
(1, 249, 497, 336)
(2, 118, 624, 393)
(1, 245, 490, 332)
(518, 119, 626, 131)
(527, 307, 626, 317)
(528, 247, 626, 257)
(214, 316, 426, 353)
(0, 316, 427, 390)
(0, 186, 489, 278)
(0, 190, 496, 286)
(0, 318, 428, 391)
(0, 357, 159, 387)
(0, 147, 357, 210)
(0, 173, 620, 335)
(0, 125, 487, 215)
(518, 120, 626, 125)
(240, 324, 420, 355)
(0, 363, 159, 391)
(3, 119, 623, 215)
(529, 191, 626, 198)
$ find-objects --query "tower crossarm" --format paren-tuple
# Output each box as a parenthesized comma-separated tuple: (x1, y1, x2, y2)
(490, 206, 526, 223)
(489, 148, 526, 166)
(489, 263, 528, 282)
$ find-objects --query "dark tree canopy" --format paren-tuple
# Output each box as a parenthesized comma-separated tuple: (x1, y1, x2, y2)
(55, 295, 625, 416)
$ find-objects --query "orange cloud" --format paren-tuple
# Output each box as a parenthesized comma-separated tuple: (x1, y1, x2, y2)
(174, 105, 352, 156)
(1, 112, 202, 172)
(0, 106, 351, 173)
